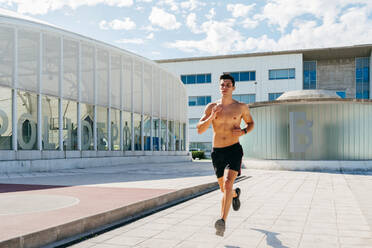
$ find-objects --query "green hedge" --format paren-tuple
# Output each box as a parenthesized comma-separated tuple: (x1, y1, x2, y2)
(192, 151, 206, 160)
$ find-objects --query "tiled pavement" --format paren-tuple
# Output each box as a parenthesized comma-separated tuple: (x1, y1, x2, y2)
(70, 169, 372, 248)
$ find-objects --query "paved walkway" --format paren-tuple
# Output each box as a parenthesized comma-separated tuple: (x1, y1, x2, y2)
(70, 169, 372, 248)
(0, 161, 219, 248)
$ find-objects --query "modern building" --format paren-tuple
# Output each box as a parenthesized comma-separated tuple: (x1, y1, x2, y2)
(157, 45, 372, 154)
(0, 9, 188, 173)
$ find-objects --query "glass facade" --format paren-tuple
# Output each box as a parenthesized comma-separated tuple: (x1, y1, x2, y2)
(269, 93, 283, 101)
(303, 61, 316, 89)
(181, 73, 211, 84)
(122, 111, 131, 151)
(97, 107, 108, 150)
(143, 115, 151, 151)
(233, 94, 256, 104)
(153, 118, 160, 151)
(269, 68, 295, 80)
(42, 96, 59, 150)
(0, 87, 12, 150)
(17, 91, 38, 150)
(356, 57, 370, 99)
(175, 121, 180, 151)
(188, 96, 211, 106)
(227, 71, 256, 82)
(111, 108, 120, 151)
(63, 100, 77, 150)
(161, 119, 167, 151)
(168, 120, 174, 151)
(133, 113, 141, 151)
(0, 19, 188, 158)
(81, 104, 94, 150)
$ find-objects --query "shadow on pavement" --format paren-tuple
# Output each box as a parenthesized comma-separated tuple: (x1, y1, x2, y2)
(251, 228, 289, 248)
(0, 183, 67, 193)
(0, 161, 217, 187)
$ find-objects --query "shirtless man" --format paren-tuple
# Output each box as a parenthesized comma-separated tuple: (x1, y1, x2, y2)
(197, 74, 254, 235)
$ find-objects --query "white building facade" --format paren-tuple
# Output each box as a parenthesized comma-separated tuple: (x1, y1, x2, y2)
(157, 45, 372, 152)
(0, 10, 188, 173)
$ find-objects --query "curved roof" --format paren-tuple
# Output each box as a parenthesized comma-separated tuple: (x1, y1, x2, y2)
(277, 90, 341, 100)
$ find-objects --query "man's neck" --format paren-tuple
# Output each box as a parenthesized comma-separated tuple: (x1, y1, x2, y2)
(220, 95, 233, 105)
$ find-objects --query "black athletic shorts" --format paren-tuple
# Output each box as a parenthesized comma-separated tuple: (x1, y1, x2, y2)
(211, 142, 243, 178)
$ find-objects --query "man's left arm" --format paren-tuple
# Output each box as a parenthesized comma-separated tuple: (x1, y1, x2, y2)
(241, 104, 254, 135)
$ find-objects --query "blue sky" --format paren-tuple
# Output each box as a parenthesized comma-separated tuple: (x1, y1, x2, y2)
(1, 0, 372, 60)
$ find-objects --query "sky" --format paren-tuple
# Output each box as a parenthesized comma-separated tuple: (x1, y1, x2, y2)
(1, 0, 372, 60)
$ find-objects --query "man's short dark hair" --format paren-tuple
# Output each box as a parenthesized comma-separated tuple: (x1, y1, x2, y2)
(220, 74, 235, 86)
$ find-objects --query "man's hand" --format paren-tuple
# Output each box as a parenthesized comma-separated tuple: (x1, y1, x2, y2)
(232, 126, 244, 137)
(210, 104, 222, 120)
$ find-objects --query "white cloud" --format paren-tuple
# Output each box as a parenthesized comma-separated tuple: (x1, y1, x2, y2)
(227, 3, 255, 18)
(2, 0, 134, 15)
(136, 0, 152, 2)
(241, 18, 259, 29)
(141, 25, 159, 32)
(146, 32, 154, 39)
(168, 4, 372, 56)
(205, 8, 216, 20)
(157, 0, 178, 12)
(180, 0, 205, 11)
(186, 13, 202, 34)
(116, 38, 144, 44)
(167, 19, 243, 54)
(256, 0, 372, 33)
(149, 7, 181, 30)
(99, 17, 136, 30)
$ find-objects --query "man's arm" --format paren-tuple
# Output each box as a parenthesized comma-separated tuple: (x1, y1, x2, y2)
(242, 104, 254, 133)
(232, 104, 254, 137)
(196, 103, 220, 134)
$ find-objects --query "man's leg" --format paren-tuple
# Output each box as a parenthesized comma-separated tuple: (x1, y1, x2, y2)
(217, 174, 238, 218)
(221, 169, 238, 221)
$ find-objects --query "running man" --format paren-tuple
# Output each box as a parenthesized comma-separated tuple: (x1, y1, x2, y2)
(196, 74, 254, 235)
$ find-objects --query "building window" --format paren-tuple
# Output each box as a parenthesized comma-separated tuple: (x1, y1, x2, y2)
(269, 68, 295, 80)
(189, 118, 199, 129)
(232, 94, 256, 104)
(303, 61, 316, 89)
(336, 91, 346, 98)
(268, 92, 283, 101)
(181, 73, 211, 84)
(356, 57, 370, 99)
(225, 71, 256, 82)
(188, 96, 211, 106)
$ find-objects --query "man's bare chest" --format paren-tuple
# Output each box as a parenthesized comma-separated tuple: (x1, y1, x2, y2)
(214, 108, 241, 123)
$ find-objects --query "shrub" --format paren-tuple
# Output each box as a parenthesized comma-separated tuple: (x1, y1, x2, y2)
(192, 151, 206, 160)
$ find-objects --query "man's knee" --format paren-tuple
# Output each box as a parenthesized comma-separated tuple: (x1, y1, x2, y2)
(224, 179, 233, 192)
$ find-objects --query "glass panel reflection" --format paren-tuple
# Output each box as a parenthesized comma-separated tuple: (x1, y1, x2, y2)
(81, 103, 94, 150)
(0, 87, 12, 149)
(17, 90, 38, 150)
(97, 106, 108, 150)
(133, 113, 141, 150)
(122, 111, 131, 151)
(62, 100, 77, 150)
(42, 96, 59, 150)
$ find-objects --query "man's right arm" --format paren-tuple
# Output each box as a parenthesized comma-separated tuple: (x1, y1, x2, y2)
(196, 103, 217, 134)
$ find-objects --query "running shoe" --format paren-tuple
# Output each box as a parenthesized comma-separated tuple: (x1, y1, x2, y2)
(232, 187, 241, 211)
(214, 218, 225, 236)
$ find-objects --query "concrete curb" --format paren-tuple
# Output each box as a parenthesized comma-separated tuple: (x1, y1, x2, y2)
(0, 181, 220, 248)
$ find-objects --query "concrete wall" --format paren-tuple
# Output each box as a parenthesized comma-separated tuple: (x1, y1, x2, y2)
(317, 58, 355, 98)
(0, 153, 191, 174)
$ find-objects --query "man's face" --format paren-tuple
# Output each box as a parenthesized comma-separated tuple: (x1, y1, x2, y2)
(220, 79, 235, 96)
